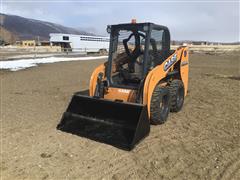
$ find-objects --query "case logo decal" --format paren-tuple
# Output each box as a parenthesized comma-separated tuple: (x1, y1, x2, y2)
(164, 54, 177, 71)
(118, 89, 130, 93)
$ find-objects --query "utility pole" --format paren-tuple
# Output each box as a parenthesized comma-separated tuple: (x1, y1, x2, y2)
(37, 36, 40, 46)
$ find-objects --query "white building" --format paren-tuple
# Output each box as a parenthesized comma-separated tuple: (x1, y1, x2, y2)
(49, 33, 110, 53)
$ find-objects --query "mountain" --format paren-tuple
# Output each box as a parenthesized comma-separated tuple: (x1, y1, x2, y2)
(0, 13, 94, 44)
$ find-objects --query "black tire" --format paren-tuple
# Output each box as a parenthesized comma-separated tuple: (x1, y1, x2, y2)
(169, 80, 184, 112)
(150, 85, 170, 125)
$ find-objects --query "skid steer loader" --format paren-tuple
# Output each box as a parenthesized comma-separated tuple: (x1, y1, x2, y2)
(57, 21, 189, 150)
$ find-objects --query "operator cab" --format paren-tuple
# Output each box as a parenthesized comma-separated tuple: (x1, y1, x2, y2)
(106, 22, 172, 89)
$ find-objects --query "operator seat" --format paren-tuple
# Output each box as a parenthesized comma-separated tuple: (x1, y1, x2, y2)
(149, 38, 170, 66)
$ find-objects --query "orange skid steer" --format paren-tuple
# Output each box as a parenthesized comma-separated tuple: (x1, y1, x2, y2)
(57, 22, 189, 150)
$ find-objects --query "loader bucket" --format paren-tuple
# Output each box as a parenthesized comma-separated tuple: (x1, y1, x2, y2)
(57, 94, 150, 150)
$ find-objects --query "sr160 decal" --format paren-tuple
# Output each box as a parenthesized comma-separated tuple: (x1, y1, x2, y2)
(164, 53, 177, 71)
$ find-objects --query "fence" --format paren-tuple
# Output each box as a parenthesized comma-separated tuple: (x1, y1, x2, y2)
(1, 44, 239, 61)
(171, 45, 240, 54)
(0, 46, 108, 60)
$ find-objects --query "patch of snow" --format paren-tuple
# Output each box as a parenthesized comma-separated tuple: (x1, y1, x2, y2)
(0, 56, 107, 71)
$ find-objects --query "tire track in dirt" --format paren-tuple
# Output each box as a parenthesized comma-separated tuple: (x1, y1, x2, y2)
(75, 145, 137, 179)
(132, 146, 166, 179)
(216, 151, 240, 180)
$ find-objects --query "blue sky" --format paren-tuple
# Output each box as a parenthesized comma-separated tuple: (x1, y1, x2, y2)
(1, 0, 239, 42)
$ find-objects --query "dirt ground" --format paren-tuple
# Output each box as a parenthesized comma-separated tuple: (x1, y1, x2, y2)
(1, 53, 240, 180)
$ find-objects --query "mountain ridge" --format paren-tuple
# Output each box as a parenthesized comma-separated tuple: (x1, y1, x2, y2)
(0, 13, 94, 44)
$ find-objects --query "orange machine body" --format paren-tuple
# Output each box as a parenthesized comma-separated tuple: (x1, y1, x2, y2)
(89, 46, 189, 118)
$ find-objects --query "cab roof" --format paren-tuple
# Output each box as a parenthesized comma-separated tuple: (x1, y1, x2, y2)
(110, 22, 169, 32)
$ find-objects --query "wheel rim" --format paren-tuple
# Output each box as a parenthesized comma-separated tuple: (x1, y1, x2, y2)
(160, 94, 169, 114)
(177, 87, 184, 107)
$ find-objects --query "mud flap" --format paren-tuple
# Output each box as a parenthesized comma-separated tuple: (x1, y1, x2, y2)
(57, 94, 150, 150)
